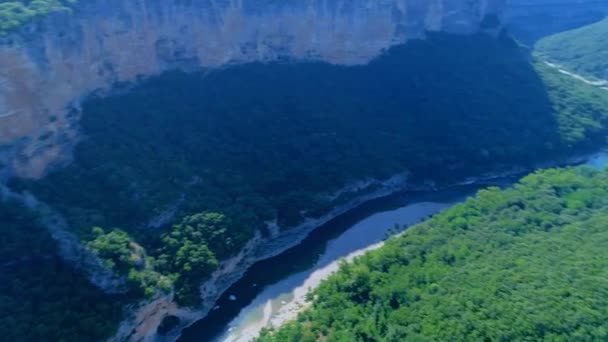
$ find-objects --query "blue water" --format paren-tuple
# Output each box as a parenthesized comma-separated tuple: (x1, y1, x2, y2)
(586, 153, 608, 169)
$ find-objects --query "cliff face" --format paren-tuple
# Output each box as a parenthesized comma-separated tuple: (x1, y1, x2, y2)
(0, 0, 504, 180)
(505, 0, 608, 43)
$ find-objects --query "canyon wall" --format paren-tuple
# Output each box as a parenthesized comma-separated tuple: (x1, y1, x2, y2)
(0, 0, 504, 180)
(505, 0, 608, 43)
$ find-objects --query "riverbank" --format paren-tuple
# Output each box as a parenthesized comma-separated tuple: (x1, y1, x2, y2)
(12, 151, 601, 342)
(170, 153, 600, 341)
(112, 173, 410, 341)
(220, 151, 608, 342)
(222, 202, 455, 342)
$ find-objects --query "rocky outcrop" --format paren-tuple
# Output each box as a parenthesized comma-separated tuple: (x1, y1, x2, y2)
(0, 0, 504, 179)
(505, 0, 608, 43)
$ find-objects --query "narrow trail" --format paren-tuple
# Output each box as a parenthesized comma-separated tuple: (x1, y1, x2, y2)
(543, 61, 608, 90)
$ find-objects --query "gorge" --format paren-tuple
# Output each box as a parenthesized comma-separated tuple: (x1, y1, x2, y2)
(2, 1, 608, 342)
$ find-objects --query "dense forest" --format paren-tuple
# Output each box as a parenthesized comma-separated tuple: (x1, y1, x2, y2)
(536, 17, 608, 80)
(0, 0, 77, 35)
(9, 32, 608, 311)
(258, 165, 608, 341)
(0, 199, 124, 341)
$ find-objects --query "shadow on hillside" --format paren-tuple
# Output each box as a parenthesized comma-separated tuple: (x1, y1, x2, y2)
(81, 31, 561, 183)
(12, 31, 565, 235)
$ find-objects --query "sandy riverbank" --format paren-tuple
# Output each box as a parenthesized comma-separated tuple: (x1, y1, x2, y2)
(221, 202, 454, 342)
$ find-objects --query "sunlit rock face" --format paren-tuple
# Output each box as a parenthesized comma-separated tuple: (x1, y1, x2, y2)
(505, 0, 608, 43)
(0, 0, 504, 179)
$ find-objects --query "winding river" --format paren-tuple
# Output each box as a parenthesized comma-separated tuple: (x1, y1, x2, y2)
(178, 152, 608, 342)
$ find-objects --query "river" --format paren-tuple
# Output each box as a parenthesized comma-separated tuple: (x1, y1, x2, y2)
(178, 152, 607, 342)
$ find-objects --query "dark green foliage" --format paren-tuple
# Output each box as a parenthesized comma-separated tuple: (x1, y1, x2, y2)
(0, 199, 124, 341)
(0, 0, 77, 36)
(87, 227, 169, 297)
(88, 227, 146, 273)
(537, 61, 608, 145)
(10, 33, 608, 306)
(536, 17, 608, 79)
(157, 213, 224, 305)
(258, 166, 608, 341)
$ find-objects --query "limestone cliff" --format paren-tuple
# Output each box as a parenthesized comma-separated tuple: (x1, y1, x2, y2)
(0, 0, 504, 180)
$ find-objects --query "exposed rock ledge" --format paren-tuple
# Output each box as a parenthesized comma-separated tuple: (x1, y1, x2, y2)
(111, 173, 409, 342)
(0, 0, 503, 179)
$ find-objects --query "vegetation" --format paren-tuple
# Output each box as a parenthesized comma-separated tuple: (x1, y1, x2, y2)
(0, 199, 124, 341)
(87, 227, 170, 297)
(10, 32, 608, 306)
(536, 17, 608, 80)
(258, 166, 608, 341)
(0, 0, 77, 36)
(538, 60, 608, 144)
(157, 213, 230, 305)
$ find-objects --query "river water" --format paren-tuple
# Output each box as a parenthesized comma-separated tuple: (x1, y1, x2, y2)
(178, 152, 607, 342)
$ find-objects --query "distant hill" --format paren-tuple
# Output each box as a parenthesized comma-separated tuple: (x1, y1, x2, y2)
(536, 17, 608, 80)
(505, 0, 608, 44)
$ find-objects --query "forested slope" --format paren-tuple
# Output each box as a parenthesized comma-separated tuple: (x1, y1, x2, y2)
(0, 199, 124, 341)
(11, 32, 608, 307)
(536, 17, 608, 80)
(5, 32, 608, 340)
(259, 165, 608, 341)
